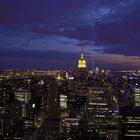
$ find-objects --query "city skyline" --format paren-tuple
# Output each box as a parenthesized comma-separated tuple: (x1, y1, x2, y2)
(0, 0, 140, 70)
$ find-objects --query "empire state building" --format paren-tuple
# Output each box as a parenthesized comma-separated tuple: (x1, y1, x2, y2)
(78, 50, 87, 69)
(77, 50, 87, 78)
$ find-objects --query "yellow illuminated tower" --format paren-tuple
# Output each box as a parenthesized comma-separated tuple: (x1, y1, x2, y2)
(78, 50, 87, 69)
(78, 50, 87, 78)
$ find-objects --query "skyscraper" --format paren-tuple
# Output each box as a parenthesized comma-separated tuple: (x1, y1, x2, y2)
(77, 50, 87, 78)
(40, 77, 60, 140)
(119, 78, 140, 140)
(78, 50, 87, 69)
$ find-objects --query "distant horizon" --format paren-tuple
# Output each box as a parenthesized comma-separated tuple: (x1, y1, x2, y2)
(0, 68, 139, 71)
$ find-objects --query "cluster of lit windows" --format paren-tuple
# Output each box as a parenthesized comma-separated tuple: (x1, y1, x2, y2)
(60, 95, 67, 109)
(89, 103, 107, 106)
(78, 60, 86, 68)
(94, 115, 105, 118)
(134, 88, 140, 106)
(123, 116, 140, 138)
(15, 89, 31, 103)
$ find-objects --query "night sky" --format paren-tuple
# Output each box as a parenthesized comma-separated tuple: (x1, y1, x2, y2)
(0, 0, 140, 70)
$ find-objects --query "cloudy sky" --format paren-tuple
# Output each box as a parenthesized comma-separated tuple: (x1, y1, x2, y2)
(0, 0, 140, 70)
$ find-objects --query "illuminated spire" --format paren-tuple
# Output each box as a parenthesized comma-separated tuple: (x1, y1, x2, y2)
(80, 48, 84, 59)
(78, 49, 87, 68)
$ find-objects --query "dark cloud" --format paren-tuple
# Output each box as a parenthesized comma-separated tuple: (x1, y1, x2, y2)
(0, 49, 79, 70)
(0, 0, 92, 25)
(31, 25, 95, 43)
(95, 20, 140, 56)
(0, 48, 78, 59)
(104, 45, 140, 56)
(95, 20, 140, 46)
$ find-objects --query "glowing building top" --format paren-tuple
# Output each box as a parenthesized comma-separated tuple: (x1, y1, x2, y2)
(78, 50, 87, 68)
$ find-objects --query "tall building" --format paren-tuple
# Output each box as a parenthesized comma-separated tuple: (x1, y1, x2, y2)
(119, 82, 140, 140)
(134, 88, 140, 106)
(77, 50, 87, 78)
(87, 87, 118, 139)
(46, 78, 60, 119)
(14, 88, 31, 118)
(40, 77, 60, 140)
(78, 50, 87, 69)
